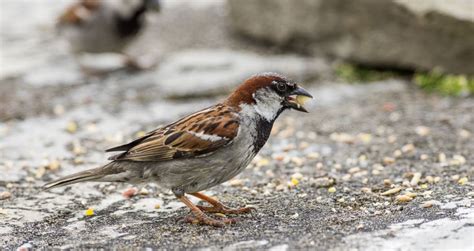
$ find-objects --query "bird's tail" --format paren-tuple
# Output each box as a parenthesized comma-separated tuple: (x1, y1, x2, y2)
(43, 167, 105, 190)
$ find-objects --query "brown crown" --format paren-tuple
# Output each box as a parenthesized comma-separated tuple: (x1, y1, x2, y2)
(225, 73, 288, 108)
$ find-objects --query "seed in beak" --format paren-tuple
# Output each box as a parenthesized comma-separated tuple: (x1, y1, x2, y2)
(296, 95, 312, 106)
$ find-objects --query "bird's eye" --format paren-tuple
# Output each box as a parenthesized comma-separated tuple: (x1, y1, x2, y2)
(277, 82, 287, 92)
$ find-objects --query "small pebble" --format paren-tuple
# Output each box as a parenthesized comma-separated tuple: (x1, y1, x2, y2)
(450, 155, 466, 165)
(53, 104, 65, 115)
(328, 187, 336, 193)
(290, 212, 299, 219)
(311, 177, 335, 188)
(298, 193, 308, 198)
(458, 129, 471, 139)
(387, 135, 397, 143)
(415, 126, 430, 136)
(401, 144, 415, 153)
(307, 152, 320, 159)
(273, 155, 285, 161)
(291, 173, 303, 180)
(383, 179, 392, 187)
(421, 200, 436, 208)
(348, 167, 361, 174)
(275, 184, 285, 191)
(122, 187, 138, 199)
(17, 243, 33, 251)
(299, 142, 310, 149)
(229, 179, 244, 187)
(0, 191, 12, 200)
(361, 187, 372, 193)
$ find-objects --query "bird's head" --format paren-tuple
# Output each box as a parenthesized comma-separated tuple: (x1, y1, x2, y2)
(226, 73, 313, 121)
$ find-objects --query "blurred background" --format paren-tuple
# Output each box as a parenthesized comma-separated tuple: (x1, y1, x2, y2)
(0, 0, 473, 250)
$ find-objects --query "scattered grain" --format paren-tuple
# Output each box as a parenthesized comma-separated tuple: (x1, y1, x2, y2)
(438, 153, 446, 163)
(396, 195, 413, 203)
(381, 187, 402, 196)
(66, 121, 78, 133)
(458, 177, 468, 185)
(383, 157, 395, 165)
(85, 208, 94, 216)
(410, 172, 422, 186)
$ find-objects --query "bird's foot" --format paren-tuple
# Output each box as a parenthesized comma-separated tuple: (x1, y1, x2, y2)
(196, 205, 255, 215)
(183, 214, 237, 227)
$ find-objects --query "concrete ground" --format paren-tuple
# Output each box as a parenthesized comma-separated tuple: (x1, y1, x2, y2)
(1, 1, 473, 250)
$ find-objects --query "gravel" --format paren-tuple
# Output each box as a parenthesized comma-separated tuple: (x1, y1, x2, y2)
(0, 0, 473, 250)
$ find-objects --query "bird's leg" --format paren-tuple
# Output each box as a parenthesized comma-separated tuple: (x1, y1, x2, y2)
(189, 192, 255, 215)
(177, 195, 236, 227)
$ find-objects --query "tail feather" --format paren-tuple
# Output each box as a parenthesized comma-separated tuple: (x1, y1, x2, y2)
(43, 168, 104, 190)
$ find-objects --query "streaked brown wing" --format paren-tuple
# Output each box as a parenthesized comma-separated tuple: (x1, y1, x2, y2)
(107, 104, 240, 162)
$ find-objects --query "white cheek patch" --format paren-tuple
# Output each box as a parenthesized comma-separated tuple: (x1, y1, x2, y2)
(251, 89, 283, 121)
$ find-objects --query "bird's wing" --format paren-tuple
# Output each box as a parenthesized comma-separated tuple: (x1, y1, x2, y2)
(106, 104, 240, 162)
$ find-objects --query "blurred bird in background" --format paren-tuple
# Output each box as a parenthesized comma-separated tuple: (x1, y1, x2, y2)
(57, 0, 161, 72)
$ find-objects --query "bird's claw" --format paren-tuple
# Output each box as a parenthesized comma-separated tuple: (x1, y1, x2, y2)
(196, 205, 256, 215)
(183, 214, 237, 227)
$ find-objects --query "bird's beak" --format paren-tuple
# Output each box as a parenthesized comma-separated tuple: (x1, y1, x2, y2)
(284, 86, 313, 112)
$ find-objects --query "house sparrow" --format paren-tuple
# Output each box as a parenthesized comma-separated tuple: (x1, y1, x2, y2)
(57, 0, 160, 69)
(44, 72, 313, 227)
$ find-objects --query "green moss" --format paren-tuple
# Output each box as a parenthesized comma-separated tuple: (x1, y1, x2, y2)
(414, 70, 474, 96)
(335, 63, 396, 83)
(335, 63, 473, 96)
